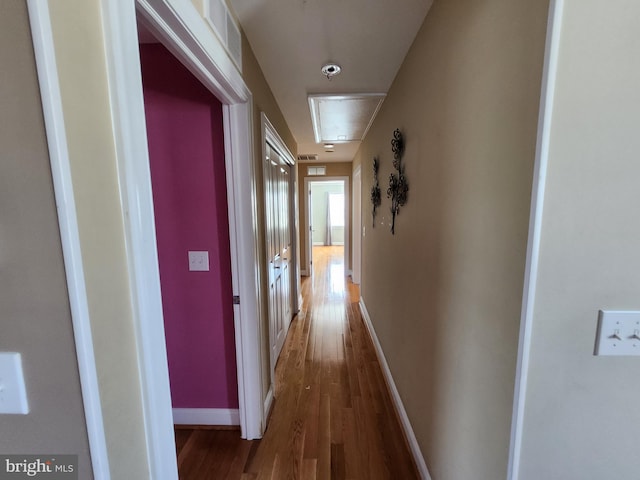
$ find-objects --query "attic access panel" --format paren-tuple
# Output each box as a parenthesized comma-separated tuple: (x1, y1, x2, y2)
(308, 94, 386, 144)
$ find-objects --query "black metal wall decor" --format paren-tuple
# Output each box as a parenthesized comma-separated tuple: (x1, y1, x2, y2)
(370, 156, 381, 227)
(387, 129, 408, 234)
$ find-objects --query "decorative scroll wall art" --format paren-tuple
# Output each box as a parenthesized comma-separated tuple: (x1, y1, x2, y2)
(387, 129, 408, 234)
(370, 156, 381, 227)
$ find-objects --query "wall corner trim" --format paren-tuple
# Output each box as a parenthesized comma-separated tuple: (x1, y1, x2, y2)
(358, 298, 432, 480)
(507, 1, 565, 479)
(172, 408, 240, 426)
(27, 1, 110, 478)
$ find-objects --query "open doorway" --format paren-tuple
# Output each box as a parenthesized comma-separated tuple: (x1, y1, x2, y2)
(304, 176, 349, 276)
(139, 41, 239, 426)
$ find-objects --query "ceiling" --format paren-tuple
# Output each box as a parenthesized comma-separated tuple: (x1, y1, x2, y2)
(228, 0, 433, 163)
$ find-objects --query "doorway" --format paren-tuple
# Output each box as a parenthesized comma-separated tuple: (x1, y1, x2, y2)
(304, 176, 349, 277)
(139, 42, 238, 426)
(131, 4, 267, 455)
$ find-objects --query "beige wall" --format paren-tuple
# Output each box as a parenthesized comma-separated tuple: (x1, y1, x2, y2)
(47, 1, 149, 478)
(519, 1, 640, 478)
(298, 163, 353, 272)
(0, 2, 92, 477)
(356, 0, 549, 478)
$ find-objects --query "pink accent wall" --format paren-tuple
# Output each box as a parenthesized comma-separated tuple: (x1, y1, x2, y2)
(140, 44, 238, 409)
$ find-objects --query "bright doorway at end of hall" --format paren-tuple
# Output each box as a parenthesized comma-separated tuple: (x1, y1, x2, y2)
(306, 178, 348, 275)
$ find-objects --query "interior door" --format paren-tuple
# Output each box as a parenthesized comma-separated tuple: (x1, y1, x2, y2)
(265, 143, 293, 369)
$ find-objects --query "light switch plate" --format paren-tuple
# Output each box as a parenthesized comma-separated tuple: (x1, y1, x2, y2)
(188, 251, 209, 271)
(594, 310, 640, 356)
(0, 352, 29, 414)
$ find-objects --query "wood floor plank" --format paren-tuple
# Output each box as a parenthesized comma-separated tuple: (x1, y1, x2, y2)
(330, 443, 346, 480)
(301, 458, 317, 480)
(173, 246, 419, 479)
(316, 393, 332, 480)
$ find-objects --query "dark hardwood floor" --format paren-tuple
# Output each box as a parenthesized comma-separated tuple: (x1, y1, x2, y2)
(175, 246, 418, 479)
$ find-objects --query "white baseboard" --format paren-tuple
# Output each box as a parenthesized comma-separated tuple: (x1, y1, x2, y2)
(358, 298, 432, 480)
(263, 385, 274, 426)
(172, 408, 239, 426)
(312, 242, 325, 246)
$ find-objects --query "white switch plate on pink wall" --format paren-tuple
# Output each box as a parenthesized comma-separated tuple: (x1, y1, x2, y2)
(188, 251, 209, 271)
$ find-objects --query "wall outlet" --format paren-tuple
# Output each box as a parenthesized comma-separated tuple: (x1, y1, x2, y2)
(0, 352, 29, 414)
(188, 251, 209, 271)
(594, 310, 640, 356)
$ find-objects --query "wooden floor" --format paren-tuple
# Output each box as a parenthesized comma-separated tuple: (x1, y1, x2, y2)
(175, 246, 418, 479)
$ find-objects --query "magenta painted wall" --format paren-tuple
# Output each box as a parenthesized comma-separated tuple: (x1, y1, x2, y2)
(140, 44, 238, 409)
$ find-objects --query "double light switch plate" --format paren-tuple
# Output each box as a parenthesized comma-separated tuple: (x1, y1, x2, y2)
(594, 310, 640, 356)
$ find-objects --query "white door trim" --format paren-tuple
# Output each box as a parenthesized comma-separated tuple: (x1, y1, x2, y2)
(27, 1, 110, 478)
(304, 176, 350, 276)
(352, 165, 362, 285)
(507, 1, 564, 479)
(261, 113, 298, 401)
(98, 4, 177, 475)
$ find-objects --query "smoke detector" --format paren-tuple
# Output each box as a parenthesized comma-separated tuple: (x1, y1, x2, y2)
(321, 63, 341, 80)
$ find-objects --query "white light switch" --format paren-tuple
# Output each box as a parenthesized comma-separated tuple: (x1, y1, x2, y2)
(188, 251, 209, 271)
(594, 310, 640, 356)
(0, 352, 29, 414)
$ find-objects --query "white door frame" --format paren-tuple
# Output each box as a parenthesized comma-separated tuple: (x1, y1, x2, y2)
(261, 113, 299, 400)
(29, 0, 266, 478)
(352, 165, 362, 285)
(304, 176, 350, 275)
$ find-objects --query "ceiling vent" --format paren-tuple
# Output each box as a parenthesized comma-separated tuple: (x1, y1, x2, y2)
(308, 94, 386, 144)
(297, 154, 319, 162)
(205, 0, 242, 71)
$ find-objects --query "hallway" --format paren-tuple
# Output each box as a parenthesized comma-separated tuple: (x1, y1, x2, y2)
(175, 246, 418, 479)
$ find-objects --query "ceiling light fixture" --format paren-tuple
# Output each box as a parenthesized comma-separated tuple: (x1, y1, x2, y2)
(324, 143, 335, 149)
(321, 63, 341, 80)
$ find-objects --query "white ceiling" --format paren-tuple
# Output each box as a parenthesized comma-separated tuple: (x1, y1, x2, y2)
(228, 0, 433, 163)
